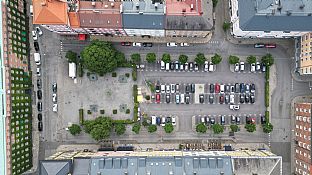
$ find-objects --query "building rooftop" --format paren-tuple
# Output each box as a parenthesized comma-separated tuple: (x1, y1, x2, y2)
(33, 0, 68, 25)
(238, 0, 312, 31)
(166, 0, 202, 16)
(122, 0, 165, 14)
(122, 14, 164, 29)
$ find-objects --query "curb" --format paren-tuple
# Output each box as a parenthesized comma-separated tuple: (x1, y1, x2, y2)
(291, 68, 312, 82)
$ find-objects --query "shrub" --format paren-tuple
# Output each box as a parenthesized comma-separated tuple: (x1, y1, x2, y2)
(196, 123, 207, 133)
(113, 109, 117, 114)
(211, 54, 222, 64)
(77, 63, 84, 77)
(115, 123, 126, 135)
(162, 53, 171, 63)
(265, 67, 270, 81)
(223, 21, 231, 31)
(133, 85, 138, 103)
(65, 50, 78, 63)
(228, 55, 239, 64)
(131, 53, 141, 64)
(125, 73, 130, 77)
(132, 123, 141, 134)
(79, 109, 84, 125)
(265, 111, 270, 122)
(87, 110, 92, 114)
(265, 82, 270, 107)
(142, 118, 149, 127)
(133, 102, 139, 121)
(261, 53, 274, 66)
(87, 72, 91, 76)
(148, 125, 157, 133)
(132, 67, 137, 81)
(146, 53, 156, 63)
(179, 54, 188, 64)
(100, 109, 105, 114)
(68, 124, 81, 135)
(246, 55, 257, 64)
(212, 0, 218, 7)
(230, 124, 239, 132)
(263, 122, 273, 133)
(195, 53, 206, 65)
(245, 124, 256, 132)
(164, 123, 174, 133)
(112, 72, 117, 77)
(113, 119, 134, 124)
(211, 124, 224, 134)
(145, 95, 150, 100)
(126, 109, 130, 114)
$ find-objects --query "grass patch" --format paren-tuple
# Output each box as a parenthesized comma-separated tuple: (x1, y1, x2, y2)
(79, 109, 84, 125)
(132, 66, 137, 81)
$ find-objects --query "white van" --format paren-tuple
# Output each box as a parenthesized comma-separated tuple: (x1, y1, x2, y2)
(151, 115, 156, 125)
(30, 5, 33, 16)
(209, 62, 214, 72)
(34, 53, 41, 65)
(180, 94, 185, 104)
(160, 61, 165, 70)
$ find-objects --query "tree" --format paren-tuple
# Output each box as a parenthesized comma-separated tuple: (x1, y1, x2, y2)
(83, 116, 113, 141)
(162, 53, 171, 63)
(261, 53, 274, 66)
(245, 124, 256, 133)
(83, 120, 96, 133)
(212, 0, 218, 7)
(195, 53, 206, 65)
(132, 123, 141, 134)
(131, 53, 141, 64)
(68, 124, 81, 135)
(146, 53, 156, 63)
(211, 54, 222, 64)
(223, 21, 231, 31)
(148, 125, 157, 133)
(81, 40, 119, 75)
(115, 51, 126, 66)
(164, 123, 174, 133)
(196, 123, 207, 133)
(246, 55, 257, 64)
(179, 54, 188, 64)
(90, 125, 111, 141)
(66, 50, 78, 63)
(212, 124, 224, 134)
(115, 123, 126, 135)
(142, 119, 149, 127)
(228, 55, 239, 64)
(263, 122, 273, 133)
(230, 124, 239, 132)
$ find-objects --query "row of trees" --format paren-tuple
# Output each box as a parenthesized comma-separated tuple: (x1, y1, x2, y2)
(228, 53, 274, 66)
(196, 123, 259, 134)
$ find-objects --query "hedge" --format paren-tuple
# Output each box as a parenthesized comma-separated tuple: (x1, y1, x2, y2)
(133, 102, 139, 121)
(132, 66, 137, 81)
(79, 109, 84, 125)
(113, 119, 135, 124)
(133, 85, 138, 103)
(265, 82, 269, 107)
(265, 67, 270, 81)
(77, 63, 84, 77)
(265, 111, 270, 123)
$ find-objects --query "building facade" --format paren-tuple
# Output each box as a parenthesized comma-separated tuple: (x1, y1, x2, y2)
(300, 33, 312, 75)
(294, 103, 312, 175)
(229, 0, 311, 38)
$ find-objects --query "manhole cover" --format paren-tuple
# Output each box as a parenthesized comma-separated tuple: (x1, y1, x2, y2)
(119, 104, 127, 112)
(118, 75, 127, 83)
(89, 74, 98, 81)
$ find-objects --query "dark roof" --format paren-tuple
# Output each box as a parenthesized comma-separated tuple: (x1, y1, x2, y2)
(73, 158, 90, 175)
(165, 16, 213, 30)
(79, 13, 122, 28)
(39, 160, 72, 175)
(122, 14, 164, 29)
(238, 0, 312, 31)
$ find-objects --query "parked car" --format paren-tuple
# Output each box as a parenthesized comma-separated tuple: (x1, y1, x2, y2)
(245, 84, 250, 93)
(166, 94, 170, 103)
(225, 85, 230, 93)
(234, 63, 240, 72)
(160, 61, 165, 70)
(210, 84, 214, 93)
(166, 116, 172, 123)
(199, 94, 204, 104)
(256, 62, 261, 71)
(36, 67, 41, 76)
(250, 84, 256, 94)
(161, 85, 165, 93)
(156, 94, 161, 103)
(209, 62, 214, 72)
(170, 62, 175, 70)
(156, 117, 161, 125)
(53, 104, 58, 112)
(191, 84, 195, 93)
(201, 117, 205, 123)
(254, 43, 265, 48)
(34, 42, 40, 51)
(38, 121, 43, 131)
(121, 42, 131, 46)
(245, 93, 250, 103)
(32, 30, 38, 41)
(161, 117, 166, 126)
(230, 94, 235, 104)
(250, 94, 255, 104)
(37, 90, 42, 100)
(165, 62, 170, 70)
(236, 116, 240, 124)
(240, 94, 245, 103)
(261, 115, 266, 125)
(265, 43, 276, 48)
(210, 117, 215, 125)
(220, 116, 225, 125)
(180, 64, 184, 71)
(52, 93, 57, 102)
(240, 62, 245, 71)
(185, 94, 190, 104)
(132, 42, 142, 47)
(180, 43, 189, 47)
(166, 85, 170, 93)
(143, 43, 153, 47)
(184, 63, 189, 71)
(261, 63, 266, 72)
(220, 84, 225, 94)
(230, 105, 240, 110)
(189, 62, 194, 71)
(246, 116, 256, 124)
(180, 94, 185, 104)
(209, 94, 214, 104)
(36, 27, 43, 36)
(225, 94, 230, 104)
(38, 113, 42, 121)
(37, 79, 42, 89)
(37, 102, 42, 112)
(215, 83, 220, 93)
(52, 83, 57, 93)
(155, 85, 160, 93)
(219, 95, 224, 104)
(231, 115, 236, 124)
(204, 61, 209, 72)
(230, 85, 235, 93)
(250, 63, 256, 72)
(235, 83, 240, 93)
(175, 61, 180, 70)
(172, 116, 176, 125)
(175, 94, 180, 104)
(240, 83, 245, 93)
(175, 84, 180, 93)
(167, 42, 177, 47)
(185, 84, 190, 94)
(194, 63, 199, 71)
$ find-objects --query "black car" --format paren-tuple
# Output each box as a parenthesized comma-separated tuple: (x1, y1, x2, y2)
(250, 94, 255, 104)
(37, 90, 42, 100)
(38, 121, 43, 131)
(235, 83, 240, 93)
(166, 117, 172, 123)
(219, 95, 224, 104)
(170, 62, 175, 70)
(240, 83, 245, 93)
(37, 102, 42, 112)
(34, 42, 40, 51)
(52, 83, 57, 93)
(189, 62, 194, 71)
(185, 94, 190, 104)
(143, 43, 153, 47)
(191, 84, 195, 93)
(155, 85, 160, 93)
(210, 84, 214, 93)
(37, 79, 42, 89)
(245, 93, 250, 103)
(239, 94, 245, 103)
(261, 115, 266, 125)
(210, 117, 215, 124)
(199, 94, 204, 103)
(225, 94, 230, 104)
(166, 94, 170, 103)
(209, 94, 214, 104)
(38, 113, 42, 121)
(220, 116, 225, 125)
(250, 83, 256, 93)
(185, 85, 190, 94)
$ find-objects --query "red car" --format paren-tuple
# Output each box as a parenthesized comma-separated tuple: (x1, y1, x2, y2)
(219, 95, 224, 104)
(156, 94, 161, 103)
(215, 83, 220, 93)
(121, 42, 131, 46)
(265, 43, 276, 48)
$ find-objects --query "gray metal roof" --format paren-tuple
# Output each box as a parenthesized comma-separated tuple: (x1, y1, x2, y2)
(165, 16, 213, 30)
(40, 160, 71, 175)
(122, 14, 164, 29)
(238, 0, 312, 31)
(73, 158, 90, 175)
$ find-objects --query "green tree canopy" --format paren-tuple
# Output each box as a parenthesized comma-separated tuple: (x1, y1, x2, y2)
(83, 116, 113, 141)
(115, 123, 126, 135)
(162, 53, 171, 63)
(261, 53, 274, 66)
(148, 125, 157, 133)
(132, 123, 141, 134)
(245, 124, 256, 133)
(131, 53, 141, 64)
(195, 53, 206, 65)
(230, 124, 239, 132)
(164, 123, 174, 133)
(246, 55, 257, 64)
(83, 120, 96, 133)
(115, 51, 126, 66)
(212, 0, 218, 7)
(228, 55, 239, 64)
(66, 50, 78, 63)
(179, 54, 188, 64)
(81, 40, 120, 75)
(146, 53, 156, 63)
(223, 21, 231, 31)
(142, 118, 149, 127)
(263, 122, 273, 133)
(68, 124, 81, 135)
(196, 123, 207, 133)
(212, 124, 224, 134)
(211, 54, 222, 64)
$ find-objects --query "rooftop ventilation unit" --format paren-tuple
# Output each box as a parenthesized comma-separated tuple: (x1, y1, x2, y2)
(190, 4, 193, 10)
(155, 3, 158, 9)
(299, 4, 305, 9)
(136, 2, 139, 9)
(91, 1, 95, 6)
(286, 10, 292, 16)
(308, 13, 312, 16)
(111, 3, 114, 7)
(139, 11, 143, 14)
(277, 6, 282, 11)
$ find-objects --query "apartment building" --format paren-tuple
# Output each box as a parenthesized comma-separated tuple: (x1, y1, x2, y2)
(39, 149, 282, 175)
(300, 33, 312, 75)
(229, 0, 311, 38)
(294, 103, 312, 175)
(1, 0, 33, 174)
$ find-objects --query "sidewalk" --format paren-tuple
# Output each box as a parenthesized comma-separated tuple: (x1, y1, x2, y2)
(291, 69, 312, 82)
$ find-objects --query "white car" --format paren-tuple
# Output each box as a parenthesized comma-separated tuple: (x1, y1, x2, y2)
(230, 94, 235, 104)
(256, 62, 261, 71)
(36, 67, 41, 76)
(250, 63, 256, 72)
(204, 61, 209, 72)
(172, 116, 176, 126)
(209, 62, 214, 72)
(240, 62, 245, 71)
(167, 42, 177, 47)
(180, 43, 189, 47)
(32, 31, 38, 41)
(52, 93, 57, 102)
(230, 105, 240, 110)
(161, 117, 166, 126)
(151, 115, 156, 125)
(132, 42, 142, 47)
(160, 61, 165, 70)
(234, 63, 239, 72)
(52, 104, 58, 112)
(166, 85, 170, 93)
(36, 27, 43, 36)
(170, 84, 175, 93)
(161, 85, 165, 93)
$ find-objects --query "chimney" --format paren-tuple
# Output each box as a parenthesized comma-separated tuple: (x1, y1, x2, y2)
(190, 4, 193, 10)
(111, 2, 114, 7)
(92, 1, 95, 6)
